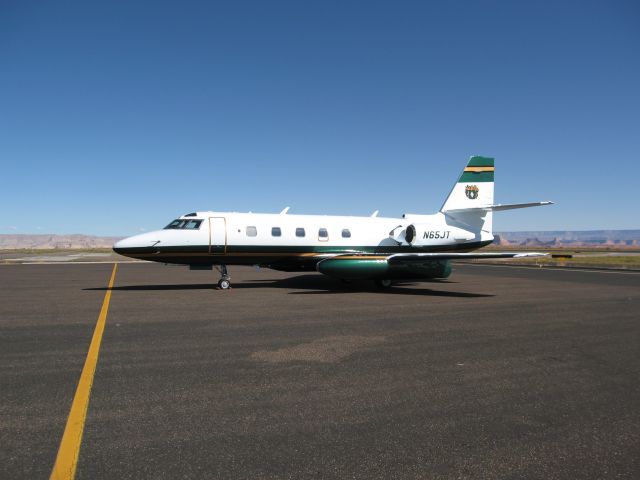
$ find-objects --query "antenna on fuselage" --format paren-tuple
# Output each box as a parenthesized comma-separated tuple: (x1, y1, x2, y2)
(371, 210, 379, 217)
(280, 206, 290, 214)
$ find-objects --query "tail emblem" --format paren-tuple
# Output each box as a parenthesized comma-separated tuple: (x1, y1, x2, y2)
(465, 185, 479, 200)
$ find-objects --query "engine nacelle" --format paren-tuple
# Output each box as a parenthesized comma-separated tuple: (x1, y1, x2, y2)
(317, 257, 451, 280)
(404, 223, 476, 246)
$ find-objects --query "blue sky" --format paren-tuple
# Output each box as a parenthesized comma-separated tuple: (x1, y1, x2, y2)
(1, 0, 639, 236)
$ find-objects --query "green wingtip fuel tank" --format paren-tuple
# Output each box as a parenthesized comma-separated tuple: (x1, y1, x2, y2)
(317, 257, 452, 280)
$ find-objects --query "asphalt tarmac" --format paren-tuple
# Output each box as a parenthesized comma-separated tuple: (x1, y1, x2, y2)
(1, 262, 639, 479)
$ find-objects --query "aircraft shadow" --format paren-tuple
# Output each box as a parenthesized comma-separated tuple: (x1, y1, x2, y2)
(85, 275, 492, 297)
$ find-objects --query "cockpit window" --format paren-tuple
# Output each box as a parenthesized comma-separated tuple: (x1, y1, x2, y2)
(164, 219, 202, 230)
(184, 220, 202, 229)
(165, 219, 186, 229)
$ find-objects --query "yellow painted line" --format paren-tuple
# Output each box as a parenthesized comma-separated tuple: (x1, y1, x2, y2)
(50, 263, 118, 480)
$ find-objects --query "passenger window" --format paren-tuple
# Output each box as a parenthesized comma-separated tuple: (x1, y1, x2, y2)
(295, 228, 305, 237)
(342, 229, 351, 238)
(318, 228, 328, 241)
(271, 227, 281, 237)
(246, 226, 257, 237)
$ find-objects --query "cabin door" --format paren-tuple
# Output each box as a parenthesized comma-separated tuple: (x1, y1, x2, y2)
(209, 217, 227, 254)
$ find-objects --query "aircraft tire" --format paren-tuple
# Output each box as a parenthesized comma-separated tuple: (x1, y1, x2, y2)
(218, 278, 231, 290)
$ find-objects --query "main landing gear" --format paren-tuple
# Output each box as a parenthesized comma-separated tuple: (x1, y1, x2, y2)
(374, 279, 392, 289)
(215, 264, 231, 290)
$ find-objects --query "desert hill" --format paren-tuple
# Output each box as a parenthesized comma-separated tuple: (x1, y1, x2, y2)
(0, 234, 122, 249)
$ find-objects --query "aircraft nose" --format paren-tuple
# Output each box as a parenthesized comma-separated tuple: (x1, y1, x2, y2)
(113, 232, 161, 255)
(113, 238, 127, 250)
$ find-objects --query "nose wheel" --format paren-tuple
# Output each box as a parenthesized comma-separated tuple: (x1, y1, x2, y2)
(215, 264, 231, 290)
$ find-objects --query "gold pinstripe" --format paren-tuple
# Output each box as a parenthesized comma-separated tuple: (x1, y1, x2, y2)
(463, 166, 495, 172)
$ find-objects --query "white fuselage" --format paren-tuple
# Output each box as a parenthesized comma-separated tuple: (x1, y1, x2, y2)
(115, 212, 493, 255)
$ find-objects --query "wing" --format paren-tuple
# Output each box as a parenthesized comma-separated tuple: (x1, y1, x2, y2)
(386, 251, 546, 264)
(321, 251, 546, 263)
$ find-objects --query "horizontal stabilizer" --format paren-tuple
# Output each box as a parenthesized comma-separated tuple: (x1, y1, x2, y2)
(443, 201, 553, 213)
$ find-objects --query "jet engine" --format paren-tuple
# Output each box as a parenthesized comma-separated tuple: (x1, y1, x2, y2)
(317, 257, 451, 280)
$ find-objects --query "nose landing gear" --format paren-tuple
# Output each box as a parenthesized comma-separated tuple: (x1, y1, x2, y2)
(215, 264, 231, 290)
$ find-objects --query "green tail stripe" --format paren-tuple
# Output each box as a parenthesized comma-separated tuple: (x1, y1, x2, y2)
(459, 171, 494, 182)
(467, 156, 494, 167)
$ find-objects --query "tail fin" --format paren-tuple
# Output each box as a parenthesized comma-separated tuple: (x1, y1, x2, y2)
(440, 156, 495, 235)
(441, 156, 495, 211)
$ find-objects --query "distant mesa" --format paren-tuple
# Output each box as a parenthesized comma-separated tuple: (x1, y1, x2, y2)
(0, 234, 123, 249)
(493, 230, 640, 248)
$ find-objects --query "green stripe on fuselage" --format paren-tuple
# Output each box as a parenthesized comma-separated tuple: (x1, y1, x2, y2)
(114, 240, 493, 260)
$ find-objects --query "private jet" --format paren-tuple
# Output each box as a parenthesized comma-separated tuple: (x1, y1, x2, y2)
(113, 156, 552, 289)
